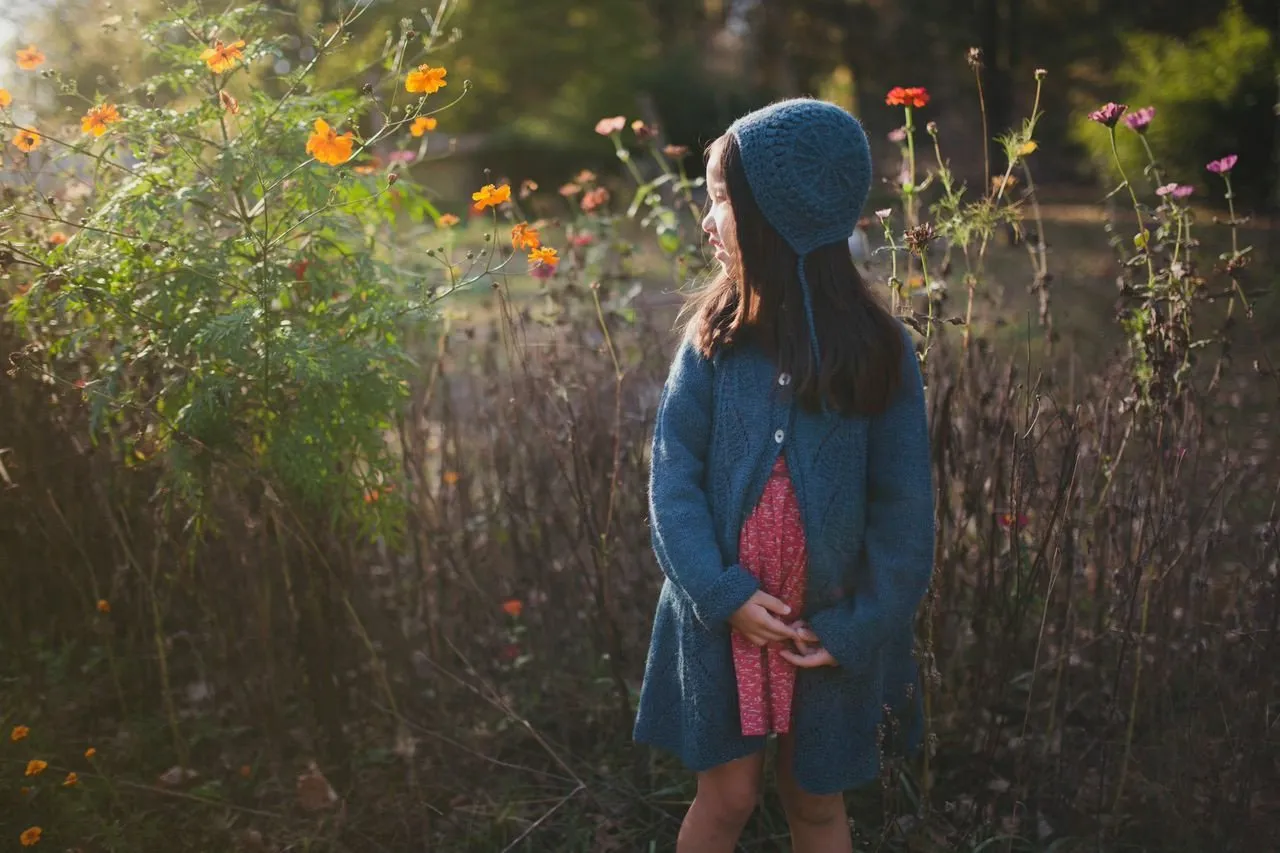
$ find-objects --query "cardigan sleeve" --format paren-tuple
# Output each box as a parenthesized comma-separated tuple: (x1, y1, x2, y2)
(649, 337, 760, 631)
(806, 325, 935, 672)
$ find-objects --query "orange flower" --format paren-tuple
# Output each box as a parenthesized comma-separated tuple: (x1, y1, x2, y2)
(405, 65, 447, 95)
(11, 725, 30, 742)
(96, 599, 110, 613)
(81, 104, 121, 137)
(48, 232, 67, 246)
(201, 39, 246, 74)
(354, 155, 383, 175)
(13, 128, 41, 153)
(885, 86, 929, 109)
(409, 116, 437, 137)
(25, 759, 48, 777)
(17, 45, 45, 71)
(437, 213, 460, 228)
(580, 187, 609, 213)
(62, 772, 78, 787)
(0, 89, 12, 108)
(471, 183, 510, 210)
(511, 222, 540, 251)
(305, 119, 354, 167)
(442, 470, 460, 486)
(528, 247, 559, 268)
(84, 747, 96, 759)
(19, 827, 41, 847)
(558, 183, 581, 197)
(219, 90, 239, 115)
(502, 599, 523, 617)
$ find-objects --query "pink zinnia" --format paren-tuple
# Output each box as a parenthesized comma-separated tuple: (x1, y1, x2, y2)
(1156, 183, 1194, 200)
(1088, 102, 1127, 128)
(1123, 106, 1154, 133)
(1206, 155, 1238, 175)
(530, 261, 556, 280)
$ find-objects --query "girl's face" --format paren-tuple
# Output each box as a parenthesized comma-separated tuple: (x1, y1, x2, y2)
(702, 138, 736, 270)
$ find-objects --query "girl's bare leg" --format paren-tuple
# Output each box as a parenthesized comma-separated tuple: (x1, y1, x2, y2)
(677, 751, 765, 853)
(776, 733, 852, 853)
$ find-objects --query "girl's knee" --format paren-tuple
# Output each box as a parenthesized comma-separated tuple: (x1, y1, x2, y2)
(696, 764, 762, 827)
(780, 788, 846, 828)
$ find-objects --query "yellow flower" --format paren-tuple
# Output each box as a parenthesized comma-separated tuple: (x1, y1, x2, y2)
(201, 39, 245, 74)
(19, 826, 41, 847)
(305, 119, 354, 167)
(511, 222, 540, 251)
(471, 183, 510, 211)
(17, 45, 45, 71)
(81, 104, 122, 137)
(13, 128, 41, 153)
(405, 65, 447, 95)
(437, 213, 459, 228)
(97, 599, 110, 613)
(11, 725, 30, 742)
(84, 747, 97, 759)
(410, 116, 437, 137)
(528, 247, 559, 268)
(0, 89, 11, 108)
(62, 772, 78, 787)
(25, 759, 48, 777)
(1017, 140, 1038, 156)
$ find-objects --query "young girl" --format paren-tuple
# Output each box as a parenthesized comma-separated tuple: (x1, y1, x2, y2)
(634, 99, 935, 852)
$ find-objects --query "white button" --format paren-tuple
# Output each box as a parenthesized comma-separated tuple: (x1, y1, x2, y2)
(774, 429, 785, 444)
(778, 373, 791, 386)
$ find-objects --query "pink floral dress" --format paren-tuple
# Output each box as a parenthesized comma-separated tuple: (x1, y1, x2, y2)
(732, 454, 808, 737)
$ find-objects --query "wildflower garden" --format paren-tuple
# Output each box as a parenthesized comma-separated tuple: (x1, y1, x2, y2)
(0, 1, 1277, 850)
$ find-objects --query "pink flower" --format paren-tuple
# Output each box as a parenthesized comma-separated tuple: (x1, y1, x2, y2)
(1156, 183, 1194, 200)
(570, 233, 594, 248)
(1206, 155, 1238, 175)
(388, 150, 416, 163)
(530, 261, 556, 280)
(1123, 106, 1154, 133)
(887, 127, 907, 143)
(1088, 102, 1127, 128)
(594, 115, 626, 136)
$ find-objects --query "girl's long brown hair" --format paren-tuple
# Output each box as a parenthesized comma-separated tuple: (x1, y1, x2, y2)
(681, 134, 904, 417)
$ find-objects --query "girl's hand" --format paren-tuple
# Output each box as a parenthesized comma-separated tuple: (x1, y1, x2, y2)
(728, 591, 803, 647)
(779, 644, 838, 669)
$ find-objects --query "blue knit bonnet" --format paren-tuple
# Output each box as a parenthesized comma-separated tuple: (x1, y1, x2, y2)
(727, 98, 873, 364)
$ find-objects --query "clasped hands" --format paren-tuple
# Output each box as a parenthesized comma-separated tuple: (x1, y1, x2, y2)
(728, 590, 837, 668)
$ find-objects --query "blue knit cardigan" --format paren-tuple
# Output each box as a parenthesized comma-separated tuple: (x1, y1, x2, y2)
(633, 323, 935, 794)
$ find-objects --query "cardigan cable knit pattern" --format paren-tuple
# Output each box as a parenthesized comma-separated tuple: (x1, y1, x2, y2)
(634, 325, 934, 794)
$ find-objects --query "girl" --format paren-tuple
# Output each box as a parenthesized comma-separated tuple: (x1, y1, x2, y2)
(634, 99, 935, 852)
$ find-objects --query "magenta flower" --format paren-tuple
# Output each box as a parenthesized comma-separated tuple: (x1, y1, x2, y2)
(1206, 155, 1238, 175)
(530, 261, 556, 281)
(1155, 183, 1194, 200)
(1088, 102, 1127, 128)
(1123, 106, 1155, 133)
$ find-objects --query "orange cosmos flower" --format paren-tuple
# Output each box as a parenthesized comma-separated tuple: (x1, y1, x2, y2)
(437, 213, 460, 228)
(84, 747, 97, 759)
(442, 470, 460, 486)
(528, 247, 559, 268)
(96, 599, 110, 613)
(305, 119, 354, 166)
(0, 89, 12, 108)
(471, 183, 510, 210)
(410, 116, 437, 137)
(17, 45, 45, 71)
(62, 772, 79, 787)
(511, 222, 540, 251)
(25, 759, 48, 777)
(201, 40, 246, 73)
(405, 65, 447, 95)
(19, 827, 42, 847)
(13, 128, 41, 153)
(219, 90, 239, 115)
(502, 599, 524, 617)
(81, 104, 121, 137)
(48, 232, 67, 246)
(885, 86, 929, 109)
(11, 725, 30, 742)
